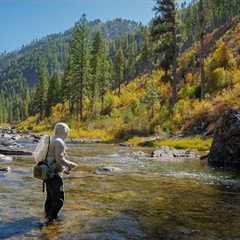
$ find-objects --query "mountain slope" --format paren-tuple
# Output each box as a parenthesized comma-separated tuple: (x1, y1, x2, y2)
(16, 19, 240, 143)
(0, 18, 142, 89)
(17, 17, 240, 143)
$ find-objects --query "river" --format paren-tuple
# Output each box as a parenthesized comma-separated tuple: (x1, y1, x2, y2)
(0, 143, 240, 240)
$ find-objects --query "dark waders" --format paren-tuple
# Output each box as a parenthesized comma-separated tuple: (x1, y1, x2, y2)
(44, 174, 64, 221)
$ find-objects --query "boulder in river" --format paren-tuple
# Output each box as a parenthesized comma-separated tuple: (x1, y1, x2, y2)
(95, 166, 122, 175)
(0, 154, 13, 162)
(208, 109, 240, 168)
(151, 146, 197, 161)
(0, 137, 15, 147)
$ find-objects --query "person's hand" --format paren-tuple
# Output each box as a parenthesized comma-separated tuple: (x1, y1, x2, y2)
(63, 167, 71, 175)
(70, 162, 78, 169)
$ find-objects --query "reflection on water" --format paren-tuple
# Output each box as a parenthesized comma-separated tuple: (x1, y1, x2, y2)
(1, 144, 240, 239)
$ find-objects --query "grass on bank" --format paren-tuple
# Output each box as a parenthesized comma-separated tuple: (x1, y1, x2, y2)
(126, 136, 212, 151)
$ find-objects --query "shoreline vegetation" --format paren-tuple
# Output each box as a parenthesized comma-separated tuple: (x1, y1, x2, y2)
(125, 136, 212, 152)
(14, 121, 213, 151)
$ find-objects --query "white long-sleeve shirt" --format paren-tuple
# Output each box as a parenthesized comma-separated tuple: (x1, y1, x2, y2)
(46, 123, 77, 174)
(46, 137, 77, 173)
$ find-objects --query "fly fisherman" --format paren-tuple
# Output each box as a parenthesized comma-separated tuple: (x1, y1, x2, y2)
(44, 122, 78, 224)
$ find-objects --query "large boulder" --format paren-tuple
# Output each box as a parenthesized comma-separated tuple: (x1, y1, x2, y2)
(208, 109, 240, 168)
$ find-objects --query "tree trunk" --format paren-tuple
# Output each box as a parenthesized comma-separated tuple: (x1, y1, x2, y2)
(101, 91, 104, 113)
(118, 79, 121, 96)
(91, 81, 96, 113)
(171, 21, 177, 110)
(80, 82, 83, 120)
(199, 0, 205, 100)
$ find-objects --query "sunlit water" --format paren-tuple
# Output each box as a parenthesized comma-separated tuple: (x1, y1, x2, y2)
(1, 143, 240, 240)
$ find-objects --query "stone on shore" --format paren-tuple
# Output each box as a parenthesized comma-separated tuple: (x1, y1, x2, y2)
(151, 146, 198, 161)
(208, 109, 240, 168)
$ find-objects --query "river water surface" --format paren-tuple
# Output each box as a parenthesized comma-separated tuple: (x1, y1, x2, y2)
(0, 144, 240, 240)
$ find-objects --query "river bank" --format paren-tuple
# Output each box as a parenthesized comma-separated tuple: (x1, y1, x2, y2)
(1, 126, 213, 157)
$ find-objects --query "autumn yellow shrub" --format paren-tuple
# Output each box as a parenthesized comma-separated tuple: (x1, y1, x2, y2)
(207, 68, 233, 93)
(17, 115, 39, 130)
(209, 40, 236, 71)
(51, 103, 69, 124)
(69, 128, 112, 141)
(125, 136, 144, 146)
(185, 73, 194, 84)
(172, 99, 193, 129)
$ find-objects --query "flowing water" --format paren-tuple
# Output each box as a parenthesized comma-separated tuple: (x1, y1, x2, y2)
(1, 143, 240, 240)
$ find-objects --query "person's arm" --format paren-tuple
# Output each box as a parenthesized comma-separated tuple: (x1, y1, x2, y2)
(54, 138, 78, 172)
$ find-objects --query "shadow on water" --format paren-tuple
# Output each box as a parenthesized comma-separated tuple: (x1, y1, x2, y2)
(0, 217, 42, 239)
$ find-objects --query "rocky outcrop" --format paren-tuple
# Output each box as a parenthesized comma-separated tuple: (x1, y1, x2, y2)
(151, 147, 198, 161)
(208, 109, 240, 168)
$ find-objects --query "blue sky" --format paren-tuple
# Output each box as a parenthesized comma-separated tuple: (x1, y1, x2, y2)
(0, 0, 154, 53)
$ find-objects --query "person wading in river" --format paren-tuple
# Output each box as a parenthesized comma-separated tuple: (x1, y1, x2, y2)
(44, 122, 78, 224)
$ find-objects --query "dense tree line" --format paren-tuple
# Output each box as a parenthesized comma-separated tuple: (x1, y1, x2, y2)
(1, 0, 240, 123)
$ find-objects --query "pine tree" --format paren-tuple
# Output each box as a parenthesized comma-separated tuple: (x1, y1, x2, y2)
(114, 48, 125, 95)
(62, 57, 74, 114)
(71, 14, 91, 120)
(127, 40, 137, 81)
(90, 31, 104, 114)
(199, 0, 205, 99)
(140, 28, 153, 72)
(99, 43, 112, 112)
(34, 62, 49, 120)
(46, 73, 61, 116)
(151, 0, 178, 109)
(21, 88, 30, 120)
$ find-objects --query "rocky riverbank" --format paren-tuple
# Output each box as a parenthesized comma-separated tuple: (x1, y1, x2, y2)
(0, 127, 40, 157)
(208, 109, 240, 169)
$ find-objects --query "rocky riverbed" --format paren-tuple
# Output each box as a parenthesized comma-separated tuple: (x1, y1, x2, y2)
(1, 143, 240, 240)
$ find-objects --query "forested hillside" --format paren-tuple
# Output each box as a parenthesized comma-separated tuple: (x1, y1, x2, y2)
(3, 0, 240, 142)
(0, 18, 143, 123)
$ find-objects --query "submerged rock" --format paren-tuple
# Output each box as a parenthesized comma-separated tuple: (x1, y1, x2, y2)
(0, 137, 15, 147)
(0, 166, 10, 172)
(151, 146, 197, 161)
(119, 143, 130, 147)
(208, 109, 240, 168)
(95, 166, 122, 174)
(0, 154, 13, 162)
(131, 151, 145, 157)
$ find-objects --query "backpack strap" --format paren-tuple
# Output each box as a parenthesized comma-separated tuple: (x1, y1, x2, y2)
(42, 136, 51, 193)
(44, 136, 51, 164)
(42, 181, 45, 193)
